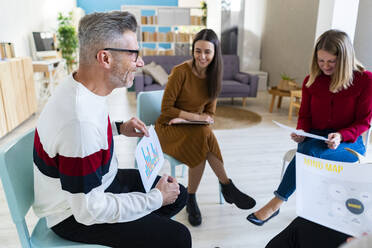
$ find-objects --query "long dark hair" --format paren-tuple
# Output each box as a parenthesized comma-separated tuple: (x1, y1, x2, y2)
(192, 29, 222, 99)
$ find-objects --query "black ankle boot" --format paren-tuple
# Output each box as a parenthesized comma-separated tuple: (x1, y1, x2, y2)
(186, 193, 202, 226)
(220, 179, 256, 209)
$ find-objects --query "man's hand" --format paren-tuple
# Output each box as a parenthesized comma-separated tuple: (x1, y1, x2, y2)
(155, 175, 180, 206)
(291, 132, 305, 143)
(326, 132, 342, 149)
(120, 117, 149, 137)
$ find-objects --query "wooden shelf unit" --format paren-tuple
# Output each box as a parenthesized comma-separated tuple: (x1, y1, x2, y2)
(121, 5, 204, 56)
(0, 57, 37, 137)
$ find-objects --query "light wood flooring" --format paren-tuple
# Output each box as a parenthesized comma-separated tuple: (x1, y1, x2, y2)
(1, 89, 368, 248)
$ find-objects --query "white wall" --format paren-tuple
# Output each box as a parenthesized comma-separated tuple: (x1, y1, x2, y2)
(331, 0, 359, 41)
(261, 0, 319, 87)
(315, 0, 359, 43)
(354, 0, 372, 70)
(178, 0, 201, 7)
(206, 0, 221, 38)
(0, 0, 76, 57)
(240, 0, 266, 71)
(315, 0, 335, 40)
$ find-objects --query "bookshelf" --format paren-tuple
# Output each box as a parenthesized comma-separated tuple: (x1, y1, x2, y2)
(121, 5, 204, 56)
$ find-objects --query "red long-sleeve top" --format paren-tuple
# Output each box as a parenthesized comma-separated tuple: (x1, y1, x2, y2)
(297, 70, 372, 142)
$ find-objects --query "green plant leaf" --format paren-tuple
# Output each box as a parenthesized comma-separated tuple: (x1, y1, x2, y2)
(57, 12, 78, 72)
(280, 72, 295, 81)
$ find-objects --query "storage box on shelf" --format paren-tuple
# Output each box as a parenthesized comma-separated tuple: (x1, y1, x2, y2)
(122, 5, 204, 56)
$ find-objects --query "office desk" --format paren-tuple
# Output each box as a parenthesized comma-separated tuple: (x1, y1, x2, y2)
(32, 59, 65, 102)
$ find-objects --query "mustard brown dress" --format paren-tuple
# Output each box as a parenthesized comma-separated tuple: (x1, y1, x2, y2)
(155, 62, 223, 168)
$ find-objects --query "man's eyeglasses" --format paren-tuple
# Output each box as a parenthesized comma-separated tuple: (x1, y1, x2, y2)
(102, 48, 140, 62)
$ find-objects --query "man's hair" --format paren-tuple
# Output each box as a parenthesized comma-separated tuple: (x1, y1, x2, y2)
(78, 11, 137, 64)
(307, 29, 364, 92)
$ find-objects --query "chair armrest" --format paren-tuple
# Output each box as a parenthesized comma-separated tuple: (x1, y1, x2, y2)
(134, 72, 145, 95)
(247, 72, 259, 97)
(234, 72, 250, 85)
(235, 72, 259, 97)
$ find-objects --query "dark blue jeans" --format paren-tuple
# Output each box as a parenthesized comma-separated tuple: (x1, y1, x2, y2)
(274, 130, 365, 201)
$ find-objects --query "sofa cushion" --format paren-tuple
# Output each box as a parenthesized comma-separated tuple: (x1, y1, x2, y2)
(222, 55, 240, 80)
(143, 62, 169, 86)
(144, 74, 153, 86)
(143, 56, 191, 74)
(144, 84, 165, 91)
(234, 73, 250, 85)
(221, 80, 250, 93)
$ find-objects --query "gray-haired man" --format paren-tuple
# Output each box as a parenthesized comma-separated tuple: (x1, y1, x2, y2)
(33, 11, 190, 248)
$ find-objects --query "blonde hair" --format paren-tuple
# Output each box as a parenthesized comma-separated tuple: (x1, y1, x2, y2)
(306, 29, 365, 93)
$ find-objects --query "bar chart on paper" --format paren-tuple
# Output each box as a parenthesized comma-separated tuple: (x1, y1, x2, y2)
(136, 126, 165, 192)
(141, 143, 160, 178)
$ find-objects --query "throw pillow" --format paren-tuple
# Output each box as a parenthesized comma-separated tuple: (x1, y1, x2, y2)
(144, 74, 153, 86)
(234, 73, 250, 84)
(143, 62, 169, 86)
(139, 61, 156, 74)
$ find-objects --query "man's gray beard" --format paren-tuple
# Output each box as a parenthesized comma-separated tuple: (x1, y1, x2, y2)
(111, 70, 130, 88)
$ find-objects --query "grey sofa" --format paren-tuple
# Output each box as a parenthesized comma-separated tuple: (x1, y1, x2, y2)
(134, 55, 258, 105)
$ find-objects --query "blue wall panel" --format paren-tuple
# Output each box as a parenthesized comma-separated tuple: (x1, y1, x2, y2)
(158, 27, 172, 33)
(158, 43, 171, 49)
(141, 9, 156, 16)
(142, 43, 156, 49)
(77, 0, 178, 14)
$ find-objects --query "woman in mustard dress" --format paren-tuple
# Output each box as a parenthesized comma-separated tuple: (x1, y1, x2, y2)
(155, 29, 256, 226)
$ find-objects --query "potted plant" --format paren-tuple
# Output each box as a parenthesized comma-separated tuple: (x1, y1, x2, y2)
(278, 73, 299, 91)
(56, 12, 78, 73)
(201, 1, 207, 26)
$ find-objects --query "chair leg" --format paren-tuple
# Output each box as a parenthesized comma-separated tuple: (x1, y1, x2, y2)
(280, 159, 287, 179)
(277, 96, 283, 109)
(181, 164, 186, 178)
(242, 97, 247, 107)
(219, 183, 224, 204)
(281, 149, 296, 179)
(269, 95, 276, 113)
(170, 163, 176, 178)
(288, 99, 294, 120)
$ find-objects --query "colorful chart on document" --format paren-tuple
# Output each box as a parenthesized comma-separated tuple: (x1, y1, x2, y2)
(135, 126, 164, 192)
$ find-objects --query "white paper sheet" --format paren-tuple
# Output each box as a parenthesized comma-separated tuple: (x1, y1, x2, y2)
(135, 126, 164, 192)
(273, 120, 329, 141)
(296, 153, 372, 237)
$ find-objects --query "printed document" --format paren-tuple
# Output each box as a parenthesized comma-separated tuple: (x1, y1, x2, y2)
(273, 120, 328, 141)
(296, 153, 372, 236)
(135, 126, 164, 192)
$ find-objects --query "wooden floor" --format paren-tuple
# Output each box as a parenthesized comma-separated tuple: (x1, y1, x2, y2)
(1, 89, 367, 247)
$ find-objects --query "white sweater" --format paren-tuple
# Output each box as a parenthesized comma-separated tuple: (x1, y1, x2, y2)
(33, 75, 163, 228)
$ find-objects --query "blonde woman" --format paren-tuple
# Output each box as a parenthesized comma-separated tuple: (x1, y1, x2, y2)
(248, 29, 372, 228)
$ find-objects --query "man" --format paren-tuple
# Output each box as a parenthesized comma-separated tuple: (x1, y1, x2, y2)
(32, 11, 191, 248)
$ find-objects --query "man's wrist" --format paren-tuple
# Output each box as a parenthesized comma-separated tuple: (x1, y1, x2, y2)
(115, 121, 123, 135)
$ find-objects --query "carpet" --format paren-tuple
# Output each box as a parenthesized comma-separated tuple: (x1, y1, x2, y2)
(212, 105, 262, 130)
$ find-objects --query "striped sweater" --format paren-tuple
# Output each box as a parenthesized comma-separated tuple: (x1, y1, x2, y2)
(32, 74, 162, 227)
